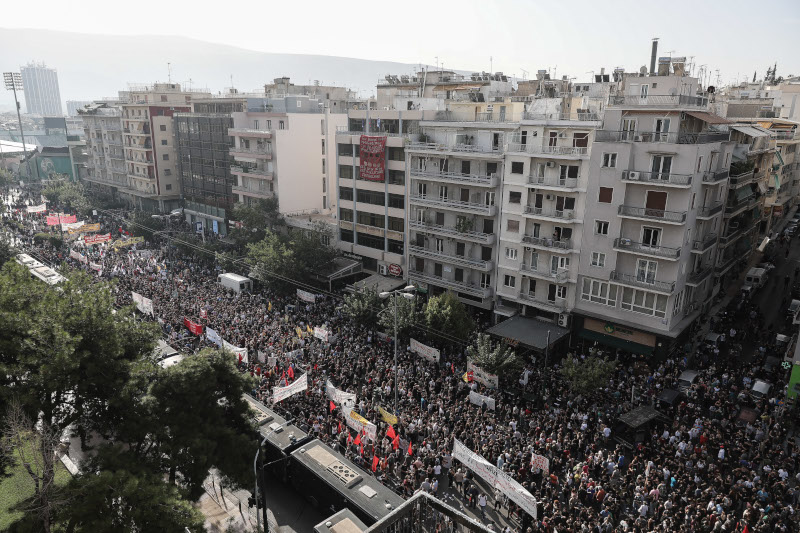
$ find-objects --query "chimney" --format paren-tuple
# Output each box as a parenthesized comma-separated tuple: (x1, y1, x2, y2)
(649, 39, 659, 75)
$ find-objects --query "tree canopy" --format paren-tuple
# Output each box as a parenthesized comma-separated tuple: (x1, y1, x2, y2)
(424, 291, 474, 340)
(466, 333, 522, 375)
(343, 288, 381, 328)
(560, 355, 615, 395)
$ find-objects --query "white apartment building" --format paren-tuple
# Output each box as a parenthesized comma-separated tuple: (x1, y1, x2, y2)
(229, 96, 346, 215)
(573, 73, 734, 355)
(20, 62, 63, 116)
(79, 102, 128, 200)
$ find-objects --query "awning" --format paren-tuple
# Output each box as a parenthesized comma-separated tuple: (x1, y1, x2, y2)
(685, 111, 732, 125)
(486, 316, 569, 351)
(732, 125, 769, 138)
(579, 328, 654, 355)
(618, 406, 662, 428)
(432, 84, 483, 91)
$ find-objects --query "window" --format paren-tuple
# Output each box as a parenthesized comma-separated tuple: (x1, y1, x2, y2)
(696, 155, 704, 173)
(559, 165, 579, 180)
(456, 242, 465, 257)
(417, 182, 427, 197)
(505, 247, 518, 260)
(165, 184, 172, 191)
(388, 216, 404, 232)
(321, 139, 326, 155)
(640, 85, 649, 98)
(654, 118, 670, 134)
(509, 191, 522, 204)
(435, 238, 444, 252)
(581, 278, 618, 307)
(591, 252, 605, 267)
(504, 275, 516, 288)
(598, 187, 613, 203)
(266, 120, 272, 129)
(388, 193, 404, 209)
(511, 161, 524, 174)
(480, 273, 491, 289)
(548, 283, 567, 302)
(161, 139, 168, 145)
(164, 169, 172, 176)
(636, 259, 658, 284)
(253, 120, 259, 130)
(160, 125, 167, 131)
(279, 121, 285, 130)
(438, 185, 448, 200)
(641, 226, 661, 247)
(573, 133, 589, 148)
(455, 268, 464, 282)
(322, 159, 326, 173)
(162, 154, 169, 161)
(356, 189, 385, 206)
(535, 163, 545, 177)
(527, 279, 536, 296)
(602, 153, 617, 168)
(556, 285, 567, 299)
(621, 287, 668, 318)
(436, 212, 446, 225)
(485, 191, 495, 206)
(339, 208, 354, 222)
(339, 186, 354, 201)
(160, 95, 168, 102)
(506, 219, 520, 233)
(651, 155, 673, 179)
(595, 220, 609, 235)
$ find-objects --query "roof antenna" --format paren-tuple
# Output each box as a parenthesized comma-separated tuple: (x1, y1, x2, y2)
(168, 62, 172, 83)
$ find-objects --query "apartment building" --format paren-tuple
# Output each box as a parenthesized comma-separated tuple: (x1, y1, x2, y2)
(119, 83, 211, 212)
(262, 77, 357, 113)
(229, 95, 345, 215)
(79, 101, 128, 201)
(20, 62, 63, 116)
(573, 71, 735, 355)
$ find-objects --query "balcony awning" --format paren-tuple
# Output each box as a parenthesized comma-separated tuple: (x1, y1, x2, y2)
(731, 125, 769, 138)
(486, 315, 569, 352)
(685, 111, 732, 125)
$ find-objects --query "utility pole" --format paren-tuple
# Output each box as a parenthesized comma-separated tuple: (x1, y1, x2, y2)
(4, 72, 32, 180)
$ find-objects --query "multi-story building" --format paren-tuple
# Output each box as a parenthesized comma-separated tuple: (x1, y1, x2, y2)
(229, 95, 346, 215)
(66, 100, 93, 117)
(262, 77, 357, 113)
(20, 62, 63, 116)
(119, 83, 211, 212)
(573, 70, 735, 355)
(78, 101, 128, 200)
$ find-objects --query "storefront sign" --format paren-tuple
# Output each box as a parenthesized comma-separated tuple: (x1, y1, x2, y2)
(388, 264, 403, 277)
(584, 318, 656, 348)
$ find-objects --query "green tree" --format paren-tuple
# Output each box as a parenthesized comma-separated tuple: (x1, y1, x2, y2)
(343, 288, 381, 328)
(424, 291, 474, 340)
(42, 180, 90, 215)
(290, 221, 339, 282)
(246, 230, 296, 289)
(560, 355, 614, 395)
(467, 333, 522, 375)
(0, 234, 14, 268)
(128, 211, 165, 239)
(229, 198, 282, 248)
(0, 168, 15, 189)
(378, 293, 417, 340)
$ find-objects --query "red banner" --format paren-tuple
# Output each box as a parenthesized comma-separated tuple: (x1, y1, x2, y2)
(359, 135, 386, 182)
(85, 233, 112, 245)
(184, 317, 204, 336)
(59, 215, 77, 224)
(46, 216, 60, 226)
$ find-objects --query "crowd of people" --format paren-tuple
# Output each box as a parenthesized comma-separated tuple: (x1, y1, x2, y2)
(2, 194, 799, 533)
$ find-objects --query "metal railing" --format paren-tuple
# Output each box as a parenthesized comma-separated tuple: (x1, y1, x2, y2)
(410, 169, 497, 186)
(507, 143, 589, 156)
(408, 269, 492, 299)
(365, 491, 492, 533)
(408, 245, 492, 271)
(527, 176, 579, 188)
(522, 111, 601, 121)
(608, 94, 709, 107)
(228, 128, 272, 136)
(409, 221, 494, 244)
(230, 165, 272, 178)
(703, 169, 729, 183)
(409, 194, 496, 215)
(618, 205, 687, 223)
(595, 130, 729, 144)
(406, 141, 503, 155)
(772, 130, 798, 140)
(230, 145, 272, 156)
(520, 264, 570, 283)
(729, 170, 755, 187)
(610, 270, 675, 293)
(697, 202, 724, 218)
(621, 169, 692, 186)
(692, 233, 717, 252)
(523, 205, 577, 220)
(613, 238, 681, 259)
(686, 266, 714, 285)
(522, 234, 573, 251)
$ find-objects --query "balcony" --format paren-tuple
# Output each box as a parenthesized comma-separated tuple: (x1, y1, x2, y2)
(729, 170, 755, 188)
(335, 126, 407, 138)
(106, 139, 123, 146)
(697, 202, 723, 219)
(613, 238, 681, 260)
(409, 221, 495, 244)
(231, 165, 273, 179)
(232, 182, 273, 198)
(410, 169, 498, 187)
(408, 269, 492, 299)
(409, 194, 497, 216)
(719, 225, 742, 247)
(521, 234, 574, 253)
(408, 245, 493, 271)
(608, 94, 709, 107)
(522, 111, 601, 122)
(526, 176, 579, 189)
(520, 264, 571, 283)
(772, 131, 798, 141)
(230, 145, 272, 158)
(103, 124, 121, 131)
(686, 266, 714, 286)
(620, 169, 692, 187)
(692, 233, 717, 253)
(595, 130, 729, 144)
(702, 169, 729, 184)
(506, 143, 588, 158)
(724, 194, 756, 217)
(618, 205, 687, 224)
(406, 141, 503, 157)
(715, 256, 737, 275)
(518, 292, 569, 312)
(126, 115, 149, 121)
(229, 128, 272, 138)
(522, 205, 580, 223)
(610, 270, 675, 294)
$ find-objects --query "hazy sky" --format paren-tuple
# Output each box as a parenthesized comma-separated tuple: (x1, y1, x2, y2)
(3, 0, 799, 86)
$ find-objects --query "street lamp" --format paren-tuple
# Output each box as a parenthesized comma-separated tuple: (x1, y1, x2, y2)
(3, 72, 33, 179)
(254, 418, 293, 532)
(379, 285, 416, 414)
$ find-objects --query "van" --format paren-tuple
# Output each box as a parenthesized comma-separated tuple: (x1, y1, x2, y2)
(218, 273, 252, 293)
(742, 267, 767, 291)
(751, 380, 772, 399)
(677, 370, 699, 392)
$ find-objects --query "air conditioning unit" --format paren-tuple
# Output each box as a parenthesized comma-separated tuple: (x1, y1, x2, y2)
(546, 194, 554, 200)
(558, 313, 571, 328)
(378, 264, 388, 275)
(546, 161, 556, 168)
(621, 238, 632, 246)
(627, 171, 640, 180)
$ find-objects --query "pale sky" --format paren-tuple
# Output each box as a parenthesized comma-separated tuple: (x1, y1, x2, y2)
(3, 0, 800, 86)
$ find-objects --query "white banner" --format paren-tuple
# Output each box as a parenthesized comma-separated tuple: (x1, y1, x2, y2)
(296, 289, 316, 303)
(313, 326, 329, 342)
(26, 203, 47, 213)
(469, 390, 496, 410)
(272, 372, 308, 403)
(531, 453, 550, 474)
(62, 220, 85, 230)
(206, 327, 222, 347)
(468, 361, 499, 389)
(343, 407, 377, 442)
(285, 348, 303, 359)
(131, 292, 153, 315)
(410, 338, 440, 363)
(89, 262, 103, 272)
(222, 340, 248, 364)
(452, 439, 537, 519)
(69, 249, 88, 264)
(326, 380, 356, 408)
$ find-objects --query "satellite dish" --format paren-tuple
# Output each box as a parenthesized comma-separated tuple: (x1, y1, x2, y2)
(639, 66, 648, 76)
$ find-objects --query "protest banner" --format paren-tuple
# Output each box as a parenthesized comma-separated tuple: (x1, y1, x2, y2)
(468, 361, 499, 389)
(272, 373, 308, 403)
(62, 221, 84, 231)
(183, 317, 204, 336)
(222, 339, 248, 364)
(85, 233, 112, 245)
(378, 406, 398, 425)
(469, 390, 496, 410)
(531, 454, 550, 474)
(326, 380, 356, 408)
(285, 348, 303, 359)
(131, 292, 154, 315)
(296, 289, 316, 303)
(59, 214, 77, 224)
(46, 216, 60, 226)
(69, 249, 87, 264)
(410, 338, 440, 363)
(111, 236, 143, 250)
(206, 327, 222, 347)
(313, 326, 329, 343)
(343, 407, 377, 442)
(89, 262, 103, 272)
(26, 204, 47, 213)
(69, 222, 100, 234)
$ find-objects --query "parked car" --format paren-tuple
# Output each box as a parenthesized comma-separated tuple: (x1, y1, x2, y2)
(756, 262, 776, 274)
(677, 370, 699, 392)
(751, 379, 773, 399)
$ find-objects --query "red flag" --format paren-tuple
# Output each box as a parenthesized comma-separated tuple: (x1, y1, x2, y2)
(387, 426, 397, 440)
(288, 366, 295, 380)
(742, 527, 749, 533)
(329, 400, 336, 413)
(371, 456, 380, 472)
(338, 421, 343, 434)
(408, 442, 413, 456)
(392, 435, 400, 450)
(451, 362, 454, 373)
(347, 433, 353, 445)
(354, 433, 362, 446)
(359, 443, 364, 456)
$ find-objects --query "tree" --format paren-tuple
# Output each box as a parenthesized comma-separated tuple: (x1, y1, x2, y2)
(128, 211, 165, 239)
(229, 198, 282, 248)
(343, 288, 382, 328)
(0, 234, 14, 268)
(246, 230, 296, 289)
(424, 291, 474, 340)
(42, 180, 90, 215)
(467, 333, 522, 375)
(289, 221, 339, 282)
(378, 293, 418, 340)
(560, 355, 614, 395)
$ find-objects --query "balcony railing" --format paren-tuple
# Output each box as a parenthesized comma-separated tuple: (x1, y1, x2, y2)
(520, 264, 570, 283)
(725, 193, 756, 215)
(231, 165, 273, 178)
(526, 176, 579, 189)
(409, 194, 496, 215)
(697, 202, 724, 218)
(228, 128, 272, 137)
(409, 221, 494, 244)
(408, 269, 492, 299)
(408, 245, 493, 271)
(686, 266, 714, 285)
(523, 205, 578, 221)
(702, 169, 729, 183)
(772, 131, 798, 141)
(729, 170, 755, 187)
(231, 145, 272, 156)
(507, 143, 589, 156)
(521, 234, 573, 251)
(613, 238, 681, 259)
(406, 141, 502, 155)
(522, 112, 601, 122)
(618, 205, 687, 223)
(621, 169, 692, 186)
(595, 130, 729, 144)
(410, 169, 497, 186)
(610, 270, 675, 293)
(608, 94, 709, 107)
(692, 233, 717, 252)
(232, 183, 273, 196)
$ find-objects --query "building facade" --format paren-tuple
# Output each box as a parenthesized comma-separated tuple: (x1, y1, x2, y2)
(20, 62, 63, 116)
(79, 102, 128, 200)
